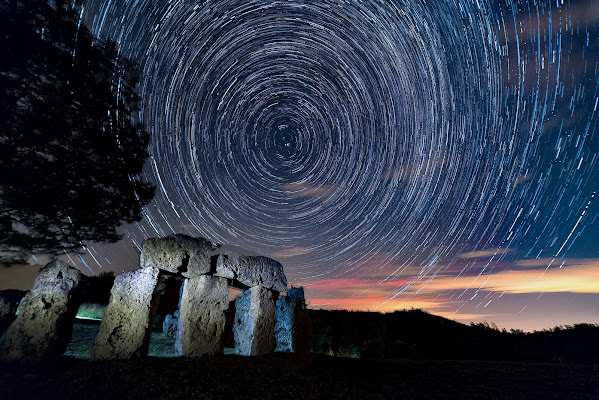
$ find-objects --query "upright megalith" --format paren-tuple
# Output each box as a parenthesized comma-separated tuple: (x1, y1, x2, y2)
(216, 254, 287, 292)
(0, 260, 82, 362)
(91, 267, 162, 360)
(176, 276, 229, 356)
(140, 234, 215, 278)
(234, 286, 276, 356)
(163, 310, 179, 339)
(275, 287, 312, 353)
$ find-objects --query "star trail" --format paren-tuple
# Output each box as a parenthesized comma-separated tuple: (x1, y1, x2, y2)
(29, 0, 597, 331)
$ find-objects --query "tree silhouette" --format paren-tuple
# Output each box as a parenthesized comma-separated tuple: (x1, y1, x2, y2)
(0, 0, 155, 263)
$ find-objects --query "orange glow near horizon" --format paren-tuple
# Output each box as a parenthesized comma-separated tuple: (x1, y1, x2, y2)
(416, 260, 599, 294)
(297, 258, 599, 330)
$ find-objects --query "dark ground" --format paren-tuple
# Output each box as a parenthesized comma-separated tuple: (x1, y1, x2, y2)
(0, 353, 597, 400)
(1, 305, 597, 399)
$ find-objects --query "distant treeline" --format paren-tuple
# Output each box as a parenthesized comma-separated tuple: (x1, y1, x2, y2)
(309, 309, 599, 365)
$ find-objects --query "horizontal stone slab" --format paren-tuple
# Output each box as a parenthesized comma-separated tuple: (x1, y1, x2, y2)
(215, 254, 287, 292)
(140, 234, 215, 278)
(140, 235, 288, 291)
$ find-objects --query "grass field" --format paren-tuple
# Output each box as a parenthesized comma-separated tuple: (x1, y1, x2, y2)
(64, 321, 178, 359)
(75, 302, 107, 320)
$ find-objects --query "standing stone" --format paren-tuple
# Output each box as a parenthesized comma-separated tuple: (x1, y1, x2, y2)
(0, 289, 26, 337)
(216, 254, 287, 292)
(234, 286, 276, 356)
(275, 287, 311, 353)
(91, 267, 161, 360)
(0, 260, 82, 362)
(274, 291, 299, 353)
(274, 296, 294, 353)
(163, 310, 179, 339)
(176, 276, 229, 356)
(140, 234, 214, 278)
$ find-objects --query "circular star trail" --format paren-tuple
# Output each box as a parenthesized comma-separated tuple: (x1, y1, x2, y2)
(80, 0, 599, 317)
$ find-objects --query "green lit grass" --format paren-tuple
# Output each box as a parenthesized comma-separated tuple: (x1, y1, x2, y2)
(76, 302, 106, 320)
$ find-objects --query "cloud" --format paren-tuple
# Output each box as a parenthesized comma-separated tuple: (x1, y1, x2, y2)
(514, 174, 534, 185)
(295, 258, 599, 315)
(380, 157, 447, 182)
(293, 277, 406, 305)
(282, 182, 337, 199)
(271, 246, 312, 258)
(419, 259, 599, 294)
(515, 258, 565, 268)
(512, 3, 599, 41)
(458, 248, 513, 259)
(297, 275, 418, 291)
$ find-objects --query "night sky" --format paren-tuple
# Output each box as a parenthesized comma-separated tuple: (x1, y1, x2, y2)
(5, 0, 598, 332)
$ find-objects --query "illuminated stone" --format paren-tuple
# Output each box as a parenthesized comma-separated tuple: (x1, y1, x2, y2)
(91, 267, 162, 360)
(140, 234, 214, 278)
(234, 286, 276, 356)
(275, 287, 312, 353)
(216, 254, 287, 292)
(176, 275, 229, 356)
(0, 260, 82, 362)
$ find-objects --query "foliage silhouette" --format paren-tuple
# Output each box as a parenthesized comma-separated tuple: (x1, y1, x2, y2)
(0, 289, 26, 336)
(81, 271, 115, 305)
(0, 0, 155, 263)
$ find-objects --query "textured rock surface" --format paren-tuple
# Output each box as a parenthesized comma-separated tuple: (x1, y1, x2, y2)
(163, 310, 179, 339)
(176, 276, 229, 356)
(275, 287, 312, 353)
(287, 287, 306, 302)
(91, 268, 161, 360)
(216, 254, 287, 291)
(274, 296, 296, 352)
(234, 286, 276, 356)
(0, 289, 26, 337)
(0, 260, 82, 362)
(140, 234, 215, 278)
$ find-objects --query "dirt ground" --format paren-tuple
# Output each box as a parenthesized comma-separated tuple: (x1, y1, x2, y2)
(0, 353, 597, 400)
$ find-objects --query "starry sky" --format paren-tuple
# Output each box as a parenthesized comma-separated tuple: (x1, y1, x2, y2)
(5, 0, 599, 332)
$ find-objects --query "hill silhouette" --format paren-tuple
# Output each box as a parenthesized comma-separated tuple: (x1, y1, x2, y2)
(309, 308, 599, 364)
